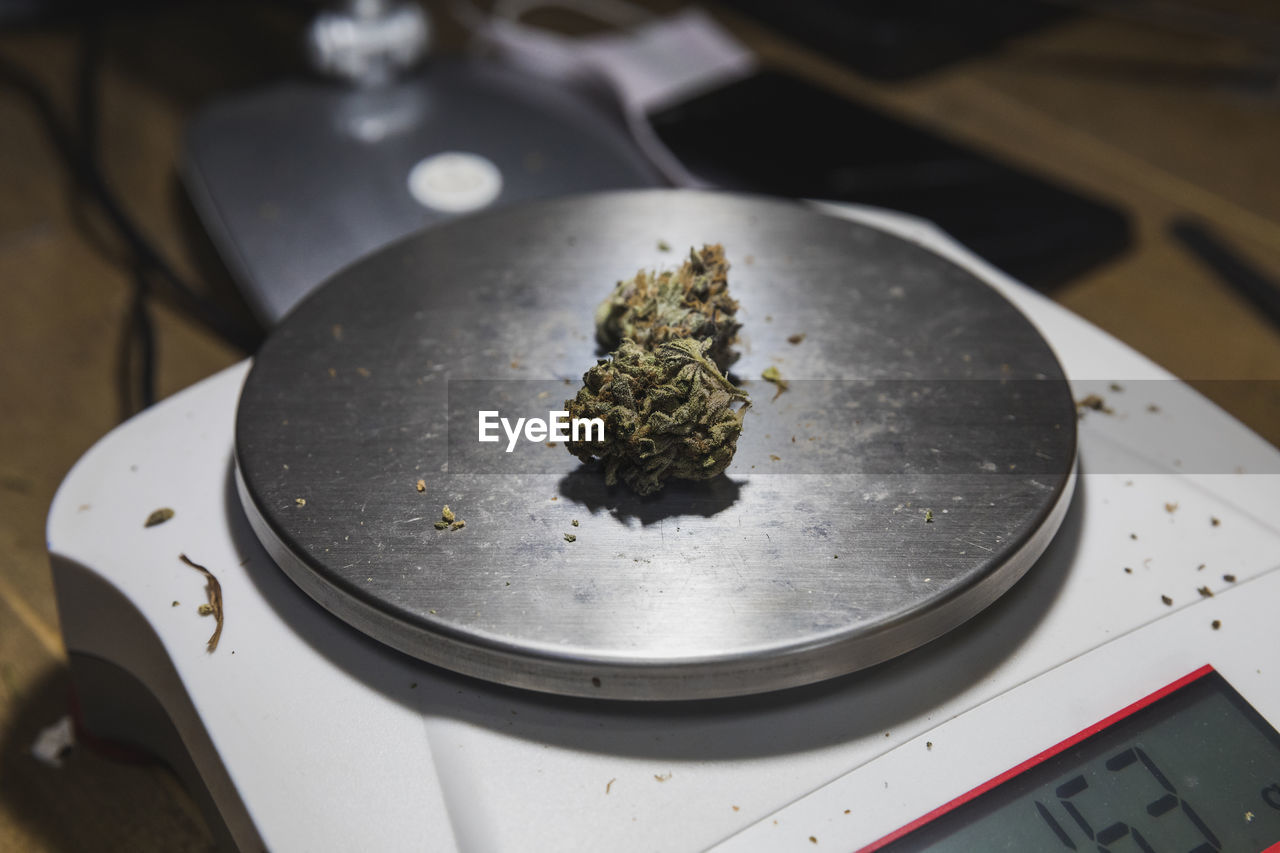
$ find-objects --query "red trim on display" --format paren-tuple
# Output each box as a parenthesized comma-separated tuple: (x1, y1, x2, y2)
(859, 664, 1215, 852)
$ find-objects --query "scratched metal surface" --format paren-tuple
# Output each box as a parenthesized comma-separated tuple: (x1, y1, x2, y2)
(234, 190, 1077, 699)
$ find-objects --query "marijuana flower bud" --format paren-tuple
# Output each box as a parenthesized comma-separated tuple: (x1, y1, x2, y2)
(565, 337, 750, 495)
(594, 244, 741, 372)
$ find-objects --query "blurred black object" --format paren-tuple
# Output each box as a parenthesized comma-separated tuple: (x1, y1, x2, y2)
(183, 59, 663, 323)
(0, 0, 167, 26)
(1171, 218, 1280, 330)
(723, 0, 1075, 80)
(0, 0, 78, 24)
(649, 70, 1131, 292)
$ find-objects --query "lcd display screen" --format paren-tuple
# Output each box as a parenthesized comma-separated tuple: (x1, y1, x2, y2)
(869, 667, 1280, 852)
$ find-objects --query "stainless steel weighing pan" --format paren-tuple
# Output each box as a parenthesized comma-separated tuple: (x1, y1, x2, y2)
(235, 191, 1077, 700)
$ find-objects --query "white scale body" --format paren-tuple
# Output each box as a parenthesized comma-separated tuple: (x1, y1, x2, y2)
(47, 205, 1280, 851)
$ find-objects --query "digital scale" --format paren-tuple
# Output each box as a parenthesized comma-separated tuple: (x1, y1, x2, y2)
(182, 58, 662, 323)
(47, 192, 1280, 851)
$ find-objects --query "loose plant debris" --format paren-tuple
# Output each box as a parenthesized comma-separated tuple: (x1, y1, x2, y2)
(179, 553, 223, 653)
(416, 479, 426, 492)
(564, 533, 577, 542)
(787, 333, 806, 345)
(144, 508, 175, 527)
(761, 365, 789, 400)
(1075, 394, 1112, 415)
(435, 505, 465, 531)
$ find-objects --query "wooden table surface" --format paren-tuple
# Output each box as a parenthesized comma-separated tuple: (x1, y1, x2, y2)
(1, 3, 1278, 849)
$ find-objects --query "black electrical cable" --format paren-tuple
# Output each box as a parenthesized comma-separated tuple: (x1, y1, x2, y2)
(71, 20, 162, 414)
(0, 52, 85, 199)
(0, 33, 262, 401)
(130, 265, 157, 410)
(66, 34, 262, 354)
(75, 22, 100, 160)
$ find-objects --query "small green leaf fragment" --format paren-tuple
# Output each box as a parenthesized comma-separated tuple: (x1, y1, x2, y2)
(761, 365, 789, 399)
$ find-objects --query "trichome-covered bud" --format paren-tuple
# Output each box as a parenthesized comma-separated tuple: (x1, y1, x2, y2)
(594, 244, 741, 371)
(565, 337, 750, 496)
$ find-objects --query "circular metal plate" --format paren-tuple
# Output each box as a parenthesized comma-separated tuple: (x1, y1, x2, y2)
(235, 190, 1077, 700)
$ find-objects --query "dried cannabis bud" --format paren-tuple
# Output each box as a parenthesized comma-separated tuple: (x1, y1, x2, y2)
(594, 244, 741, 371)
(565, 337, 749, 495)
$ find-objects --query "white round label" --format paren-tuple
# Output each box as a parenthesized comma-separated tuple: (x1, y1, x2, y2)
(407, 151, 503, 213)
